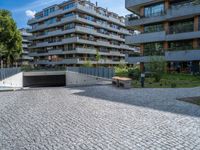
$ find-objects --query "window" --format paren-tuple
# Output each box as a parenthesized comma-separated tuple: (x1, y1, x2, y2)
(144, 3, 164, 17)
(171, 0, 194, 9)
(44, 9, 49, 17)
(50, 7, 55, 13)
(169, 19, 194, 34)
(169, 40, 193, 50)
(85, 15, 95, 21)
(144, 23, 164, 33)
(143, 42, 164, 56)
(64, 23, 75, 30)
(46, 18, 56, 25)
(64, 13, 74, 18)
(64, 3, 75, 10)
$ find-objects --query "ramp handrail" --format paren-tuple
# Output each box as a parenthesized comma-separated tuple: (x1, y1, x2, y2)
(0, 68, 21, 81)
(67, 67, 115, 79)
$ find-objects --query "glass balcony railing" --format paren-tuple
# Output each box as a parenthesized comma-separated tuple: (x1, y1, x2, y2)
(126, 11, 166, 21)
(167, 46, 199, 51)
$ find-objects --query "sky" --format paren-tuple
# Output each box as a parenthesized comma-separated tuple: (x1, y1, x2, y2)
(0, 0, 130, 28)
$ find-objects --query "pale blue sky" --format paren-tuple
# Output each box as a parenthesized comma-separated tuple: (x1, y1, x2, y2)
(0, 0, 130, 28)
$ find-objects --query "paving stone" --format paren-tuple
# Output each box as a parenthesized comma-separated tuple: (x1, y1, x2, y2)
(0, 86, 200, 149)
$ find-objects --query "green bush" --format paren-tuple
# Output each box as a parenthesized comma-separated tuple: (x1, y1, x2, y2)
(115, 65, 140, 79)
(21, 65, 33, 72)
(171, 83, 177, 88)
(83, 61, 93, 67)
(128, 68, 140, 80)
(153, 72, 162, 82)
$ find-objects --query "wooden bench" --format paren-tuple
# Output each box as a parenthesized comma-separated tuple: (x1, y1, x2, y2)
(112, 76, 132, 89)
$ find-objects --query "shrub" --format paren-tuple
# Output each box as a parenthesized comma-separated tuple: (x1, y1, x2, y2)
(171, 83, 177, 88)
(153, 72, 162, 82)
(21, 65, 33, 72)
(83, 61, 93, 67)
(128, 67, 140, 80)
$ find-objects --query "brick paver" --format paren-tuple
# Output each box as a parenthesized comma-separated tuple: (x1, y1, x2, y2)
(0, 86, 200, 150)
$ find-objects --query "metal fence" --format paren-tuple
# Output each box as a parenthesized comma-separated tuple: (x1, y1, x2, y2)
(67, 67, 115, 79)
(0, 68, 21, 81)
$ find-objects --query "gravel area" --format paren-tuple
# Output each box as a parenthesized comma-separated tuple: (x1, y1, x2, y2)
(0, 86, 200, 150)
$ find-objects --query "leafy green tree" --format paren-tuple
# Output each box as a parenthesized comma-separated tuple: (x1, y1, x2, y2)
(0, 9, 22, 67)
(83, 60, 93, 67)
(193, 0, 200, 5)
(95, 50, 101, 67)
(149, 56, 166, 82)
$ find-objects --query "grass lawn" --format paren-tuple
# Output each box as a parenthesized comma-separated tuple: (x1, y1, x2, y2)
(132, 73, 200, 88)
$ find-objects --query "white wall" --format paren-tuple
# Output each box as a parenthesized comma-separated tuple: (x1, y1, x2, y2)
(0, 72, 23, 88)
(66, 71, 111, 87)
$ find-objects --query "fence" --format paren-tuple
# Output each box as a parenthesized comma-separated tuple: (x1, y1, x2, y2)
(0, 68, 21, 81)
(67, 67, 115, 79)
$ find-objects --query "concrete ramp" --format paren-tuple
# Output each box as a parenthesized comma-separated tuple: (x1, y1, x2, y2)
(0, 72, 23, 88)
(66, 71, 111, 87)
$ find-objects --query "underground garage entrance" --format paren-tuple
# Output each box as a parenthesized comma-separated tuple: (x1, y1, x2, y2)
(23, 71, 66, 87)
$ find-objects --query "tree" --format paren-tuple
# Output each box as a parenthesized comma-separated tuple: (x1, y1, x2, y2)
(149, 56, 166, 82)
(193, 0, 200, 5)
(83, 60, 93, 67)
(0, 9, 22, 67)
(95, 50, 101, 67)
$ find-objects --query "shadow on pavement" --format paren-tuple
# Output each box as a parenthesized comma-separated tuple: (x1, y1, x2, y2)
(70, 85, 200, 118)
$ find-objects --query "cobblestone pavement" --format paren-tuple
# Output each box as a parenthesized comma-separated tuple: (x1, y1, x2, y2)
(0, 86, 200, 150)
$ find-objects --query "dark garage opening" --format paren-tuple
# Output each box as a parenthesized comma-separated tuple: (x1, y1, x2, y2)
(23, 75, 66, 87)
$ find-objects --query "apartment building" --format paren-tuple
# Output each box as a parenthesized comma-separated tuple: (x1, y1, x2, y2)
(125, 0, 200, 73)
(18, 28, 33, 66)
(28, 0, 137, 67)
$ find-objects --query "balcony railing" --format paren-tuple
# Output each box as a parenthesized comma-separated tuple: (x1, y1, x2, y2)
(167, 46, 199, 51)
(126, 11, 166, 21)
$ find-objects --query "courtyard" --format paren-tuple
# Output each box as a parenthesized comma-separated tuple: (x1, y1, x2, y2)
(0, 86, 200, 150)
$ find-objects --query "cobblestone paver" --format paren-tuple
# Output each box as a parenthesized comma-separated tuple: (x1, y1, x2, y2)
(0, 86, 200, 150)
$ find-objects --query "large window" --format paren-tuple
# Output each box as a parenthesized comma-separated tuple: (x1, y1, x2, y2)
(64, 3, 75, 10)
(169, 40, 193, 50)
(45, 18, 56, 25)
(143, 42, 164, 56)
(144, 3, 164, 17)
(169, 19, 194, 34)
(64, 23, 75, 30)
(171, 0, 194, 9)
(44, 7, 55, 17)
(144, 23, 164, 33)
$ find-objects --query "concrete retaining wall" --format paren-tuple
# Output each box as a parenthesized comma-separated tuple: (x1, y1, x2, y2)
(66, 71, 111, 87)
(0, 72, 23, 88)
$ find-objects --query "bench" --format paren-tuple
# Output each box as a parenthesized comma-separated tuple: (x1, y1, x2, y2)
(112, 76, 132, 89)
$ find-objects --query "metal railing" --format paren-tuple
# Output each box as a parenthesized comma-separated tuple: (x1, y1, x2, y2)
(67, 67, 115, 79)
(0, 68, 21, 81)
